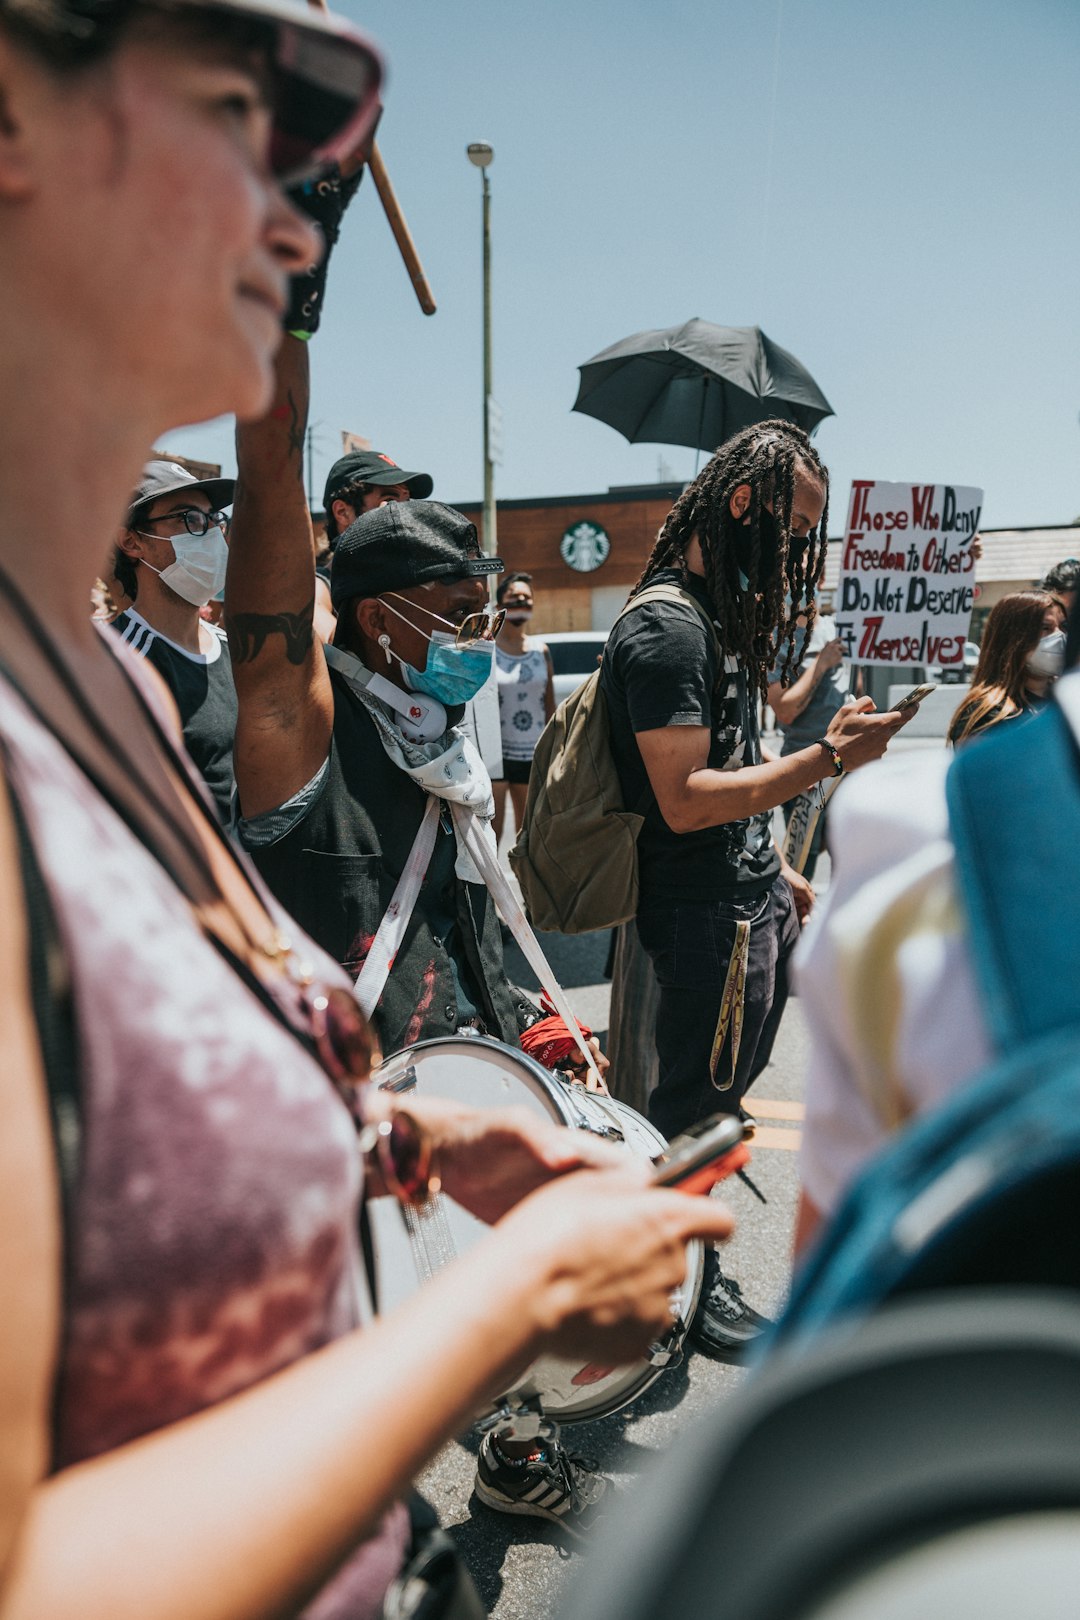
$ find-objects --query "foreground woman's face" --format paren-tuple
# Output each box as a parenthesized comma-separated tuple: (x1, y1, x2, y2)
(24, 29, 319, 425)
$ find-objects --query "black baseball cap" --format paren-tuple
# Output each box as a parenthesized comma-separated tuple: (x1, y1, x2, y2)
(127, 458, 236, 522)
(330, 500, 503, 610)
(323, 450, 434, 509)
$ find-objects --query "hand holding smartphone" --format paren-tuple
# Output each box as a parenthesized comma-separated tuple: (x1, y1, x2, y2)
(652, 1114, 750, 1197)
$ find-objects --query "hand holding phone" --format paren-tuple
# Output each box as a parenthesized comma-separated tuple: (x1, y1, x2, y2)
(652, 1114, 750, 1197)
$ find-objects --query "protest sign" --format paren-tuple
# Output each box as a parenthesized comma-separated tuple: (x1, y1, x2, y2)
(834, 480, 982, 668)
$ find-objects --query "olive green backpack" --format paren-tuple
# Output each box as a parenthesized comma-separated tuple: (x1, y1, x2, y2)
(509, 583, 720, 935)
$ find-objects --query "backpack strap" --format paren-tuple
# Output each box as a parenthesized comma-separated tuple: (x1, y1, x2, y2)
(946, 700, 1080, 1056)
(616, 582, 722, 659)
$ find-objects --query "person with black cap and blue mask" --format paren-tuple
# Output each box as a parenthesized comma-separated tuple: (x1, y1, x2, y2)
(228, 329, 616, 1533)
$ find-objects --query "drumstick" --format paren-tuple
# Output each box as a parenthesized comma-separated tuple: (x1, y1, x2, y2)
(363, 142, 437, 316)
(306, 0, 437, 315)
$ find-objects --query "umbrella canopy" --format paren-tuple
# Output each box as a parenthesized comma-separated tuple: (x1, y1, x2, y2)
(572, 319, 834, 453)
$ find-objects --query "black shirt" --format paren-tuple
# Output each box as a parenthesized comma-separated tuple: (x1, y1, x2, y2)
(600, 569, 780, 906)
(111, 610, 237, 821)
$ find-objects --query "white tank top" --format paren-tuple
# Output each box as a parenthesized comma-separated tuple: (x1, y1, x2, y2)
(495, 642, 548, 760)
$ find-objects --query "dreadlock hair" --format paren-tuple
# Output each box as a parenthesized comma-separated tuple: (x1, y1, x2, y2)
(630, 419, 829, 701)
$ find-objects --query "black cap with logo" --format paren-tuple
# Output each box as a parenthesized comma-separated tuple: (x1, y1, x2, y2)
(323, 450, 434, 510)
(330, 500, 503, 611)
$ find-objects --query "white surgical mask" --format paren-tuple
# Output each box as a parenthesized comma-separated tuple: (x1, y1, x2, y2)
(140, 526, 229, 608)
(505, 608, 532, 624)
(1027, 630, 1067, 679)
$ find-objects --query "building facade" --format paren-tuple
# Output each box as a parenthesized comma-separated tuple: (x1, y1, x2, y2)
(453, 484, 1078, 641)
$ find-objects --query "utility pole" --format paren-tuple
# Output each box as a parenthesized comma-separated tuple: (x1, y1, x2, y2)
(467, 142, 496, 558)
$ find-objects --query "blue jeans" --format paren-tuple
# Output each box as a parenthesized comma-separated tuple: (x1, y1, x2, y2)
(636, 879, 799, 1141)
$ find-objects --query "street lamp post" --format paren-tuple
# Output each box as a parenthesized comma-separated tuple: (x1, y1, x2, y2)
(466, 142, 496, 558)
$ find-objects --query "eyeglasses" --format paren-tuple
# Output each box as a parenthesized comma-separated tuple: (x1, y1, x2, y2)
(384, 593, 506, 646)
(304, 983, 439, 1207)
(136, 508, 229, 539)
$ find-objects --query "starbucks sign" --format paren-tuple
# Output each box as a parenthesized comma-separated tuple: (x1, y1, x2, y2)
(560, 520, 611, 573)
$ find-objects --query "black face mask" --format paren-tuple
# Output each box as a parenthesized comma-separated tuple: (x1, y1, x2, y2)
(732, 508, 782, 583)
(732, 509, 812, 586)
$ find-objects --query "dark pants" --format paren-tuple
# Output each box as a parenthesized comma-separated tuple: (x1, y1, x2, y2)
(636, 879, 799, 1141)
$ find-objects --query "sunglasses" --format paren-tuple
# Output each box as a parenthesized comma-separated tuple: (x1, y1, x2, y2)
(304, 983, 439, 1207)
(384, 594, 506, 647)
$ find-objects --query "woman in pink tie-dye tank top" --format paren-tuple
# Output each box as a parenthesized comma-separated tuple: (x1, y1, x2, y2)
(0, 3, 735, 1616)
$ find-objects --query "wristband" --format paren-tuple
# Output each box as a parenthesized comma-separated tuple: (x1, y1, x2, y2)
(815, 738, 845, 778)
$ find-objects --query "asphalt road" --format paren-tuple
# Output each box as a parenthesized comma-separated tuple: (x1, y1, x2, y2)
(416, 917, 812, 1619)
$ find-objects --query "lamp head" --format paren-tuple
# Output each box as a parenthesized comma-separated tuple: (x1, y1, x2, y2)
(467, 142, 494, 168)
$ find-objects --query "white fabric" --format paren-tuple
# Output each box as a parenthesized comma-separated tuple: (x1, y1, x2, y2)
(801, 669, 1080, 1219)
(794, 749, 993, 1219)
(324, 643, 494, 881)
(495, 642, 549, 761)
(352, 798, 440, 1021)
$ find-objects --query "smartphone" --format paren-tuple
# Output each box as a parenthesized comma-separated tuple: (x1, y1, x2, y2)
(652, 1114, 749, 1196)
(892, 683, 936, 713)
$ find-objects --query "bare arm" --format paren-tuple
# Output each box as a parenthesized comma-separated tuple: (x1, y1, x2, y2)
(226, 334, 334, 819)
(636, 698, 909, 835)
(767, 638, 844, 728)
(2, 1161, 732, 1620)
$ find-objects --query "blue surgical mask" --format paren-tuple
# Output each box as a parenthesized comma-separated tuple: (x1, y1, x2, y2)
(401, 631, 495, 705)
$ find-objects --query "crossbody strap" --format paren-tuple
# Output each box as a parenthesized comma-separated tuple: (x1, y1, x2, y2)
(946, 699, 1080, 1055)
(3, 768, 81, 1212)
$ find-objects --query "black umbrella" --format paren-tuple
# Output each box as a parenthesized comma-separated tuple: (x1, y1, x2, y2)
(572, 319, 834, 454)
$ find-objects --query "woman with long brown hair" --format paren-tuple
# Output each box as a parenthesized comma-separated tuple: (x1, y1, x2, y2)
(948, 591, 1066, 746)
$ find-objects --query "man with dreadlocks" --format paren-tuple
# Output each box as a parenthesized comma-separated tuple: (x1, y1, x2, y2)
(600, 420, 910, 1354)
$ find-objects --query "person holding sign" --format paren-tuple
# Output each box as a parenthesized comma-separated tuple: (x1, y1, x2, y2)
(601, 420, 911, 1355)
(767, 613, 856, 880)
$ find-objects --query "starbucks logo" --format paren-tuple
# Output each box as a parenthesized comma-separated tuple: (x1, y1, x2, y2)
(560, 520, 611, 573)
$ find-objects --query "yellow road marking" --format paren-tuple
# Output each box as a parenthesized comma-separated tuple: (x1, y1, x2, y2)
(748, 1098, 805, 1121)
(752, 1125, 801, 1152)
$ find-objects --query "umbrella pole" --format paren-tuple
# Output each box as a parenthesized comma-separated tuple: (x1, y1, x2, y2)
(693, 377, 708, 476)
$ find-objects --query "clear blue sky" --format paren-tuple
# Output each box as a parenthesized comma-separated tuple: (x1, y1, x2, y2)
(165, 0, 1080, 532)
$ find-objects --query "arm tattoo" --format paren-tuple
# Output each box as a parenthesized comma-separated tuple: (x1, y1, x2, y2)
(227, 601, 315, 666)
(286, 387, 305, 461)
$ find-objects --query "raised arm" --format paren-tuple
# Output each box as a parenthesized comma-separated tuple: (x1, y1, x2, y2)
(767, 636, 845, 728)
(226, 333, 334, 818)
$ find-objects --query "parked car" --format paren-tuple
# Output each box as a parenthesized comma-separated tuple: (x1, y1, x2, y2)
(543, 630, 609, 706)
(927, 639, 980, 685)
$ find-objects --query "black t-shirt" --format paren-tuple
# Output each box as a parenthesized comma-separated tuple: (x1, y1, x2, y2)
(600, 569, 780, 906)
(111, 609, 237, 821)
